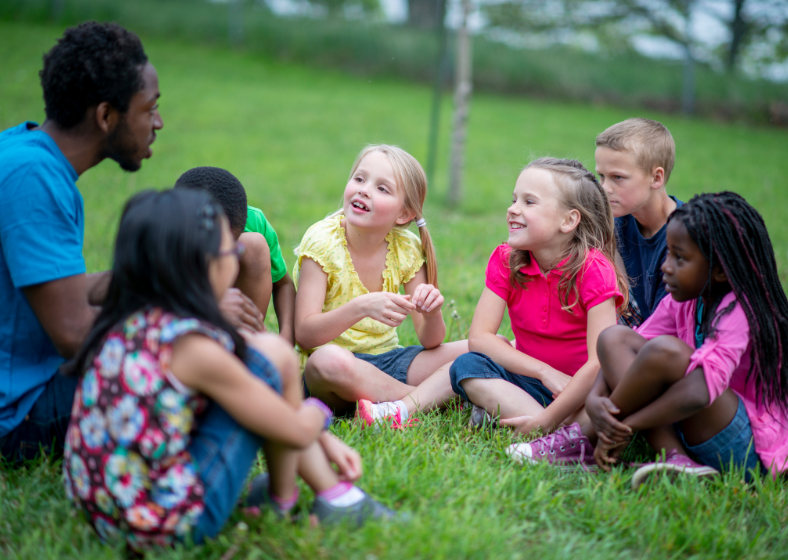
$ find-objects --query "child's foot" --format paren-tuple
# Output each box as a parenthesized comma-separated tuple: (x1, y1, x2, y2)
(506, 423, 597, 471)
(310, 483, 401, 527)
(356, 399, 416, 430)
(630, 450, 719, 489)
(467, 404, 498, 429)
(243, 473, 298, 518)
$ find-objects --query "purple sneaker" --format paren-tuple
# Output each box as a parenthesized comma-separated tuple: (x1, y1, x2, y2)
(506, 423, 597, 472)
(631, 450, 719, 489)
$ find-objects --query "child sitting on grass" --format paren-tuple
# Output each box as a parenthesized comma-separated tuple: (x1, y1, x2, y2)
(508, 192, 788, 487)
(294, 144, 467, 425)
(449, 158, 627, 435)
(594, 118, 682, 327)
(63, 189, 397, 552)
(176, 167, 296, 343)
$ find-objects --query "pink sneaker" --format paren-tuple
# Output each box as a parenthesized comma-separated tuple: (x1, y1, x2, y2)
(506, 423, 597, 471)
(630, 450, 719, 489)
(356, 399, 418, 430)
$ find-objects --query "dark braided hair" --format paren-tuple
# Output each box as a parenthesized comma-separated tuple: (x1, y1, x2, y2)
(670, 192, 788, 413)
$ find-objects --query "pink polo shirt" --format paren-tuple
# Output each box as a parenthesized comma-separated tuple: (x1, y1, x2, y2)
(485, 244, 623, 376)
(638, 292, 788, 474)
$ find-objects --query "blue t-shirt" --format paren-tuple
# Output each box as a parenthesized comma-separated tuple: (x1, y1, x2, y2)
(615, 196, 683, 322)
(0, 122, 85, 437)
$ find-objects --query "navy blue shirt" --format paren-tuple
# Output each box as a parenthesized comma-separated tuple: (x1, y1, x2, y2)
(615, 196, 683, 322)
(0, 122, 85, 437)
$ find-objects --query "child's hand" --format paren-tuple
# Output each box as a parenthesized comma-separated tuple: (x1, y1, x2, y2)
(220, 288, 265, 332)
(410, 284, 444, 316)
(501, 414, 542, 437)
(586, 394, 632, 445)
(594, 436, 630, 472)
(361, 292, 417, 327)
(540, 367, 572, 398)
(319, 432, 363, 482)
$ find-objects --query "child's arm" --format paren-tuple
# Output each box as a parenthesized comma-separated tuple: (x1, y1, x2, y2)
(503, 298, 617, 434)
(403, 266, 445, 349)
(294, 258, 417, 350)
(469, 287, 573, 395)
(170, 334, 326, 448)
(272, 273, 296, 345)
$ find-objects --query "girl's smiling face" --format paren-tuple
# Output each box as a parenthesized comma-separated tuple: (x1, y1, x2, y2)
(507, 167, 577, 253)
(662, 218, 720, 302)
(343, 151, 413, 232)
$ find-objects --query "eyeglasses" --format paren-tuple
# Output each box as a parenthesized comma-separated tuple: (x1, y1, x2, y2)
(217, 241, 246, 259)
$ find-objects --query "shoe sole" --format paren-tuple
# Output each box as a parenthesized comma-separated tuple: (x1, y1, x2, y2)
(631, 462, 719, 489)
(355, 400, 374, 429)
(507, 445, 598, 472)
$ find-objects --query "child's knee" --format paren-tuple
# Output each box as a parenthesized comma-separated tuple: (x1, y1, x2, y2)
(247, 333, 298, 383)
(305, 345, 356, 386)
(640, 336, 693, 371)
(239, 232, 272, 275)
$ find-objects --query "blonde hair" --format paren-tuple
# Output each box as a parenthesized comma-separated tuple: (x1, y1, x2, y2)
(509, 157, 628, 314)
(595, 117, 676, 184)
(342, 144, 438, 287)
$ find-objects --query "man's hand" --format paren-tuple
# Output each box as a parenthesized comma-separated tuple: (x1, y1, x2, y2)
(319, 432, 362, 482)
(220, 288, 265, 332)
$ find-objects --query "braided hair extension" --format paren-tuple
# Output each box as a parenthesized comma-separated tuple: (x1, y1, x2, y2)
(670, 192, 788, 413)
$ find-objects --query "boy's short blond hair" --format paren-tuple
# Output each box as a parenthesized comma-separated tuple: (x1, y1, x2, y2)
(595, 118, 675, 184)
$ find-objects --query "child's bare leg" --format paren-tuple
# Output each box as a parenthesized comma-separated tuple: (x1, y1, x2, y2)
(400, 361, 456, 414)
(237, 232, 273, 322)
(304, 346, 416, 414)
(247, 333, 301, 499)
(460, 378, 545, 419)
(405, 340, 468, 385)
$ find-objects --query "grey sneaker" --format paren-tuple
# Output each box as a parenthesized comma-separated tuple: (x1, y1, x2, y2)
(310, 491, 400, 527)
(468, 404, 498, 429)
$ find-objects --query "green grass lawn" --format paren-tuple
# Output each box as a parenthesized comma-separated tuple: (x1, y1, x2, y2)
(2, 20, 788, 559)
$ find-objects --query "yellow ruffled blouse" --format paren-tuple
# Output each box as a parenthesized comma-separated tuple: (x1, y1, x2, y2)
(293, 213, 426, 368)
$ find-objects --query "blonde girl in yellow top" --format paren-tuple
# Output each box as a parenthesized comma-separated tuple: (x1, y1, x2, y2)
(294, 145, 467, 426)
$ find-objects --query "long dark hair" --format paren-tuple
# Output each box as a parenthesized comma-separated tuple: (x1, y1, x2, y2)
(66, 188, 246, 376)
(670, 192, 788, 413)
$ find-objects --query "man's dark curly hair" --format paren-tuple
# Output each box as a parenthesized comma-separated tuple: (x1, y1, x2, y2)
(175, 167, 249, 234)
(40, 22, 148, 129)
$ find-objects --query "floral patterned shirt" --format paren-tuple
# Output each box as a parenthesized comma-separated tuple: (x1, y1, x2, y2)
(63, 308, 234, 550)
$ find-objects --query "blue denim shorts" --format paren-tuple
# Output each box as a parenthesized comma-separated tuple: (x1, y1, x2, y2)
(189, 347, 282, 543)
(449, 352, 554, 407)
(353, 345, 425, 384)
(675, 397, 767, 481)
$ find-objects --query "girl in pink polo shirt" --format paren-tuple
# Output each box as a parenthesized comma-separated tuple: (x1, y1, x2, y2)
(449, 157, 627, 435)
(509, 192, 788, 485)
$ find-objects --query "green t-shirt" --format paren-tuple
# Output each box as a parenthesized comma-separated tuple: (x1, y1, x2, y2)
(244, 205, 287, 283)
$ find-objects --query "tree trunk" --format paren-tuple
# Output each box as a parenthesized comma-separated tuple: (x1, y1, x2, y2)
(408, 0, 441, 29)
(727, 0, 748, 71)
(425, 0, 448, 183)
(448, 0, 472, 207)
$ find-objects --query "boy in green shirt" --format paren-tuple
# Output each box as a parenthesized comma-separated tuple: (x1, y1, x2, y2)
(175, 167, 296, 343)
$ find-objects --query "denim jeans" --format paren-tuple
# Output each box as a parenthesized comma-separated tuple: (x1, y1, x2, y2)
(189, 347, 282, 543)
(0, 371, 78, 464)
(450, 352, 554, 407)
(676, 397, 768, 481)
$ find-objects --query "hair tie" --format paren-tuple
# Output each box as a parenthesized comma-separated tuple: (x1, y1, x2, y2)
(416, 218, 427, 228)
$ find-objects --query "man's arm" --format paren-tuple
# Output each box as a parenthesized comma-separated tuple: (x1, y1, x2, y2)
(272, 273, 296, 345)
(23, 274, 100, 359)
(86, 271, 111, 306)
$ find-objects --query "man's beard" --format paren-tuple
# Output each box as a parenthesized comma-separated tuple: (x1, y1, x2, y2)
(105, 116, 143, 172)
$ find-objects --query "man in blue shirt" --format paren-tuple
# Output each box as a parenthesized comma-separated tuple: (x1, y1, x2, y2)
(0, 22, 163, 462)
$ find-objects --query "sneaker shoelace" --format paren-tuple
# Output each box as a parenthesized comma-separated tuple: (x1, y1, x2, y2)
(532, 425, 587, 462)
